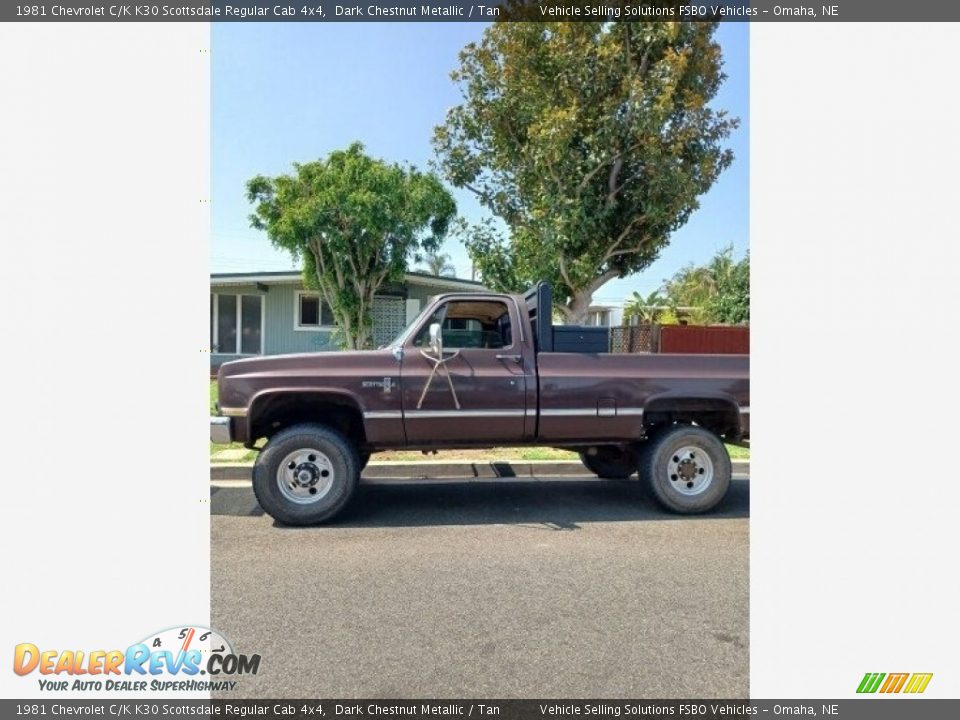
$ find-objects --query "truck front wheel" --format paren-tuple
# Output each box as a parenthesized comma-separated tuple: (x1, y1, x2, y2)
(640, 425, 731, 514)
(252, 424, 359, 526)
(579, 446, 638, 479)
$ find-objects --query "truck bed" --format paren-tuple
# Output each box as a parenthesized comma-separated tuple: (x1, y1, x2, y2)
(536, 352, 749, 443)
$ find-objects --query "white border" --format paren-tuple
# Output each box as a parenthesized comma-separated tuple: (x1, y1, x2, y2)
(0, 21, 211, 699)
(751, 22, 960, 697)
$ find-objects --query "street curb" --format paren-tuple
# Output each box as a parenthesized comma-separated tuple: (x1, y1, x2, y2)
(211, 459, 750, 482)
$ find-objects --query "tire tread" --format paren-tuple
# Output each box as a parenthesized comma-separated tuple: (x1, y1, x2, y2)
(640, 424, 731, 514)
(252, 423, 359, 526)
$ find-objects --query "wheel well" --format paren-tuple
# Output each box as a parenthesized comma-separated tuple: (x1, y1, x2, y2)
(643, 397, 741, 441)
(249, 393, 367, 447)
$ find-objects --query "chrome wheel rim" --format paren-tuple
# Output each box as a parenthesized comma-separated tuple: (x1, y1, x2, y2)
(277, 448, 334, 504)
(667, 445, 714, 496)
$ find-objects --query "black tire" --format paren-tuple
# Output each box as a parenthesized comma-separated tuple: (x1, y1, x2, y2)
(640, 424, 731, 514)
(579, 446, 638, 479)
(252, 424, 359, 526)
(358, 452, 371, 472)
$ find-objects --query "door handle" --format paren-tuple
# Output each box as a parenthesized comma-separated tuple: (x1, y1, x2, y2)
(496, 354, 523, 364)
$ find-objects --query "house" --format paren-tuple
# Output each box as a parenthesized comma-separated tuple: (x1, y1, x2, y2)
(582, 303, 624, 327)
(210, 270, 486, 369)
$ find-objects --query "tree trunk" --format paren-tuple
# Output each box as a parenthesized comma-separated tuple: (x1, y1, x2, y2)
(564, 290, 594, 325)
(339, 309, 374, 350)
(558, 270, 620, 325)
(317, 282, 384, 350)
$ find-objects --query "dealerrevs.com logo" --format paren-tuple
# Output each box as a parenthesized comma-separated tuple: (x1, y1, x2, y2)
(13, 625, 260, 692)
(857, 672, 933, 694)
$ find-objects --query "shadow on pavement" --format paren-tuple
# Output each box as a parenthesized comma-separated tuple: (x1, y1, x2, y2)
(210, 477, 749, 529)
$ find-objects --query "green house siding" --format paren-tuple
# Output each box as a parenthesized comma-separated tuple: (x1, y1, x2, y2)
(211, 283, 335, 360)
(211, 274, 485, 368)
(211, 283, 406, 362)
(211, 353, 245, 368)
(264, 284, 338, 354)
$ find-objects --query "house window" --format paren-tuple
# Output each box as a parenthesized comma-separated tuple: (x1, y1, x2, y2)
(295, 291, 335, 330)
(211, 293, 263, 355)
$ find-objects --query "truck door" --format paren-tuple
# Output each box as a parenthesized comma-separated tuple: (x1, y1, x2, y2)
(400, 297, 531, 445)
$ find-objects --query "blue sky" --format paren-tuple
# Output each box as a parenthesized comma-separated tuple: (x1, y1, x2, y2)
(212, 22, 748, 304)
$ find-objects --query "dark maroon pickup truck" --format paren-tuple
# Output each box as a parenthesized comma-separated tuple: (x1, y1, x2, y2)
(211, 282, 749, 525)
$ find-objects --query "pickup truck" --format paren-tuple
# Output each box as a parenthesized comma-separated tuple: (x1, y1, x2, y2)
(211, 282, 749, 525)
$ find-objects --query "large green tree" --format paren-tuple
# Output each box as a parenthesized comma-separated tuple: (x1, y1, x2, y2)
(434, 18, 738, 322)
(247, 143, 456, 349)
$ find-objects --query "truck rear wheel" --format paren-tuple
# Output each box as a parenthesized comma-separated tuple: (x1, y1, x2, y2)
(252, 424, 359, 526)
(579, 446, 638, 479)
(640, 425, 731, 514)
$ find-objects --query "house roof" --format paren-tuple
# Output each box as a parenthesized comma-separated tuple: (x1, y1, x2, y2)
(211, 270, 486, 291)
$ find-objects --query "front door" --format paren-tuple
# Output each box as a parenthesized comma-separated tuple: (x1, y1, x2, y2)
(400, 298, 530, 445)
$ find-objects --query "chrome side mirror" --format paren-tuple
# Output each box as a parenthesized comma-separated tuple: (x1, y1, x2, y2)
(428, 322, 443, 357)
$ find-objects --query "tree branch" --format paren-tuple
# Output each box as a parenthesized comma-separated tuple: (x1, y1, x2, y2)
(589, 268, 621, 294)
(608, 242, 652, 259)
(602, 31, 652, 207)
(558, 255, 575, 294)
(576, 138, 645, 198)
(607, 154, 624, 204)
(599, 214, 647, 265)
(462, 181, 494, 206)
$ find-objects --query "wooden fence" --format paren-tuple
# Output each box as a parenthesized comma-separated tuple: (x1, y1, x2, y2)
(610, 324, 749, 355)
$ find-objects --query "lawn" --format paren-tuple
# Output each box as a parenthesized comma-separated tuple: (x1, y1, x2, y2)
(209, 381, 750, 462)
(209, 379, 220, 414)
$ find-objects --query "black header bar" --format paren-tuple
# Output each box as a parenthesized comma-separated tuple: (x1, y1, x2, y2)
(5, 1, 960, 23)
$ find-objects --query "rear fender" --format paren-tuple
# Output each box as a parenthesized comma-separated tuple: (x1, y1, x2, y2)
(643, 393, 743, 441)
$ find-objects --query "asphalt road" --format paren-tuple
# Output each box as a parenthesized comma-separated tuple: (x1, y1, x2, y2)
(211, 476, 749, 698)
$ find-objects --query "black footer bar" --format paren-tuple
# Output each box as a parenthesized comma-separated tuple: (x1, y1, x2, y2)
(4, 699, 959, 720)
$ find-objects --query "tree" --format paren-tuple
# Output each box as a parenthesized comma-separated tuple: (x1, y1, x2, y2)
(247, 143, 456, 349)
(661, 246, 749, 325)
(420, 251, 456, 277)
(434, 19, 738, 323)
(705, 250, 749, 324)
(623, 290, 667, 324)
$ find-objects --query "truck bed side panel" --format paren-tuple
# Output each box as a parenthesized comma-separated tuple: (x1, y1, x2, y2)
(536, 352, 750, 443)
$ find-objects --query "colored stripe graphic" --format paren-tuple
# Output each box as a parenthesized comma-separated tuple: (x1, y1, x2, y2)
(903, 673, 933, 694)
(857, 672, 933, 694)
(857, 673, 885, 693)
(880, 673, 909, 693)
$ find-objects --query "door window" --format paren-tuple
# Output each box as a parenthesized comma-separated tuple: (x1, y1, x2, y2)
(412, 300, 513, 350)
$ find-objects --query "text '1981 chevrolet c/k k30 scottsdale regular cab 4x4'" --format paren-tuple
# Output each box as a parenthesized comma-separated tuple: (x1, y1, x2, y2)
(211, 282, 749, 525)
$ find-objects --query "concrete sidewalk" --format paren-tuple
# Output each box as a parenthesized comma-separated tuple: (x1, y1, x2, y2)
(211, 458, 750, 482)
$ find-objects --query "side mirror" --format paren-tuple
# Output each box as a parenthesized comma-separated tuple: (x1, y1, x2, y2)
(428, 322, 443, 357)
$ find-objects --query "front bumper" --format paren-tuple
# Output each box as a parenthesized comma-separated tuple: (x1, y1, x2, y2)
(210, 416, 232, 444)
